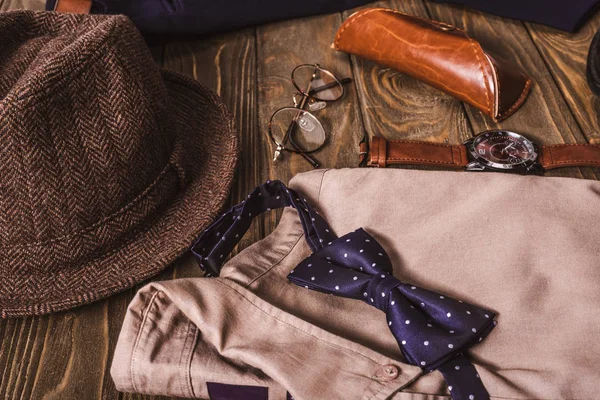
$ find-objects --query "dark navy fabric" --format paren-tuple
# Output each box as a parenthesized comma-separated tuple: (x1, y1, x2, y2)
(206, 382, 268, 400)
(47, 0, 600, 34)
(192, 180, 497, 400)
(192, 180, 333, 276)
(47, 0, 374, 36)
(289, 228, 496, 400)
(431, 0, 600, 32)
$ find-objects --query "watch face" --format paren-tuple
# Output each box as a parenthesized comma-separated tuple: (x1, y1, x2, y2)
(469, 130, 537, 170)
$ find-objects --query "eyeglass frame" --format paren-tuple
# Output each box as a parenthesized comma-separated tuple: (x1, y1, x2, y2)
(268, 64, 352, 168)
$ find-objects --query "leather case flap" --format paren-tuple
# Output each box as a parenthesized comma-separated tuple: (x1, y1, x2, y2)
(333, 8, 532, 121)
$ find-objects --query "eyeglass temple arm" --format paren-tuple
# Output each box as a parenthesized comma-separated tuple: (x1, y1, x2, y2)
(308, 77, 352, 97)
(277, 71, 351, 169)
(283, 120, 320, 168)
(280, 89, 321, 168)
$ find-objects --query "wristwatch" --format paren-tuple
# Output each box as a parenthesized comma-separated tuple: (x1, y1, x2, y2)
(360, 130, 600, 174)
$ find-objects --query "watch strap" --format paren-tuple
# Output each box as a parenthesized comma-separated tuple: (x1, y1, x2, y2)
(364, 136, 469, 168)
(539, 144, 600, 170)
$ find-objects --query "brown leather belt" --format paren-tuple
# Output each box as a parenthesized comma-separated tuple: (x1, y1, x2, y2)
(361, 136, 600, 170)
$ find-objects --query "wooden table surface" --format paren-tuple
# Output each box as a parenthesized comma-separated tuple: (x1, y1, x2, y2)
(1, 1, 599, 399)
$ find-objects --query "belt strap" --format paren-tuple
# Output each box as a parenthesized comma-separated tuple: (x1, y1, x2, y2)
(539, 144, 600, 170)
(364, 136, 469, 169)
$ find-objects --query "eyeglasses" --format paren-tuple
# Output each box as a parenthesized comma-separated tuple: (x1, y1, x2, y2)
(268, 64, 352, 168)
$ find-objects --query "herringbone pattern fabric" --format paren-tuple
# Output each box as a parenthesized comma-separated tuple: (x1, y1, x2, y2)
(0, 11, 239, 317)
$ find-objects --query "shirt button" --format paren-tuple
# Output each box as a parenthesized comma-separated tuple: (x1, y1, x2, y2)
(372, 364, 399, 382)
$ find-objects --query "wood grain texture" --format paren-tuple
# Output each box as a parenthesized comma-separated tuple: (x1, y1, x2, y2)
(343, 0, 474, 146)
(425, 2, 600, 180)
(2, 1, 600, 399)
(162, 29, 263, 262)
(0, 266, 178, 400)
(525, 12, 600, 145)
(256, 12, 364, 178)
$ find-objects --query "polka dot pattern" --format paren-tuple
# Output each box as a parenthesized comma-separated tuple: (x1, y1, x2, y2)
(191, 180, 336, 276)
(192, 180, 496, 400)
(288, 228, 497, 400)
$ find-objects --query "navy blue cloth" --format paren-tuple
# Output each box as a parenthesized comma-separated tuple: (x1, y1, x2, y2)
(47, 0, 374, 36)
(192, 180, 498, 400)
(207, 382, 268, 400)
(431, 0, 600, 32)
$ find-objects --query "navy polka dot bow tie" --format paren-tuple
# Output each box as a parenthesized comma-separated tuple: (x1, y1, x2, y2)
(192, 180, 497, 400)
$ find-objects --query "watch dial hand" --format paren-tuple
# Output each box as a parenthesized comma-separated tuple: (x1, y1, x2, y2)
(501, 142, 515, 154)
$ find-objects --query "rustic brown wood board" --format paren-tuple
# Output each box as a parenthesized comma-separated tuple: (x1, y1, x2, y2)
(1, 0, 599, 398)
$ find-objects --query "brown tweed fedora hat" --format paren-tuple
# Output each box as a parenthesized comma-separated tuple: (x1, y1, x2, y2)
(0, 11, 238, 317)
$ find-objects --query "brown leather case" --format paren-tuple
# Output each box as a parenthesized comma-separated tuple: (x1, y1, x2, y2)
(54, 0, 92, 14)
(334, 8, 532, 121)
(362, 136, 600, 170)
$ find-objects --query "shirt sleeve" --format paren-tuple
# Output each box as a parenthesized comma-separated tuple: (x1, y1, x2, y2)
(111, 277, 423, 399)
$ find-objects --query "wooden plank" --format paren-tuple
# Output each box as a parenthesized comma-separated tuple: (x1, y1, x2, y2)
(256, 13, 364, 180)
(0, 317, 47, 400)
(424, 1, 599, 180)
(162, 29, 266, 262)
(0, 279, 176, 400)
(342, 0, 474, 146)
(525, 14, 600, 145)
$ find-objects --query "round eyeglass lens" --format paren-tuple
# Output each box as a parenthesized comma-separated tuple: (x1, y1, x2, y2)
(269, 107, 325, 153)
(292, 65, 343, 101)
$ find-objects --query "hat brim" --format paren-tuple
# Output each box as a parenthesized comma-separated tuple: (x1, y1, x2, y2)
(0, 70, 238, 317)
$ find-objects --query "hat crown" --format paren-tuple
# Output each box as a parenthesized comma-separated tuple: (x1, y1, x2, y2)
(0, 11, 179, 249)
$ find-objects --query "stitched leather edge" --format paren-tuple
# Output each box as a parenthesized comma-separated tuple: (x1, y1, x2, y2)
(542, 143, 600, 148)
(467, 38, 493, 117)
(540, 144, 600, 167)
(496, 78, 532, 121)
(369, 140, 465, 166)
(385, 157, 461, 165)
(334, 8, 469, 51)
(334, 8, 494, 117)
(487, 53, 501, 117)
(544, 160, 600, 164)
(453, 146, 464, 165)
(334, 8, 380, 50)
(385, 139, 461, 147)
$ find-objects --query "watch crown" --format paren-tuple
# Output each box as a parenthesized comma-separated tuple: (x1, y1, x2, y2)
(465, 161, 486, 172)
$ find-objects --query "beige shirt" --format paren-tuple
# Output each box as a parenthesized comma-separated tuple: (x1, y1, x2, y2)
(112, 168, 600, 399)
